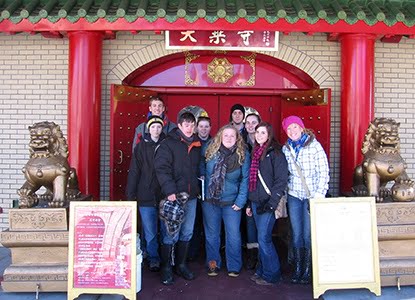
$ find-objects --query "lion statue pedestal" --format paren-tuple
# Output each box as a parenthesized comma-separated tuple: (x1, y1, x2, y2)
(0, 208, 69, 292)
(377, 202, 415, 287)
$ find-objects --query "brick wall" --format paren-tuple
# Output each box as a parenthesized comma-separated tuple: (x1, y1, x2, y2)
(0, 31, 414, 230)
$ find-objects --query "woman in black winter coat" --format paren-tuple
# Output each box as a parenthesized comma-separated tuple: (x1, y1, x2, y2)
(126, 116, 166, 272)
(246, 122, 288, 285)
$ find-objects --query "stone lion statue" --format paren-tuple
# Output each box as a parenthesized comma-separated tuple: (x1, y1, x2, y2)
(352, 117, 414, 202)
(17, 121, 81, 208)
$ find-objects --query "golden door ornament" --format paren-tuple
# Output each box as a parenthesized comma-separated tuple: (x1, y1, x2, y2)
(207, 57, 233, 83)
(239, 52, 256, 87)
(184, 51, 200, 86)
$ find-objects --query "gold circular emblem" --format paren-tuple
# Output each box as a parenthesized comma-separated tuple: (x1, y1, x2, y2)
(207, 58, 233, 83)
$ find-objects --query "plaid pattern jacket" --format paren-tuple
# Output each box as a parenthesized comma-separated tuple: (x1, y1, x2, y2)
(282, 134, 329, 200)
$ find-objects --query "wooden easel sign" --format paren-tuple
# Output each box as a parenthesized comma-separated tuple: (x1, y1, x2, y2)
(310, 197, 381, 299)
(67, 201, 137, 300)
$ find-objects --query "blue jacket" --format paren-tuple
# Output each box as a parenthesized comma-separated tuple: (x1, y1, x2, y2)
(202, 149, 250, 208)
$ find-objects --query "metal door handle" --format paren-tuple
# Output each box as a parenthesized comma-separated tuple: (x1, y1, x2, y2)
(117, 150, 123, 165)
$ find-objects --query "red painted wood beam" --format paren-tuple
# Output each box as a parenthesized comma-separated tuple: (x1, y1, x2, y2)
(339, 33, 376, 195)
(380, 35, 403, 43)
(1, 18, 415, 36)
(68, 31, 104, 200)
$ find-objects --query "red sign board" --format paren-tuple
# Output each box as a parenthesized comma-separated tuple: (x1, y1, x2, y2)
(166, 30, 279, 51)
(68, 201, 137, 300)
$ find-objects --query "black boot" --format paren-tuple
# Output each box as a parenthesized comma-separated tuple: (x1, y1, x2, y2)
(160, 244, 174, 285)
(299, 248, 312, 284)
(291, 248, 302, 284)
(245, 248, 258, 270)
(174, 241, 195, 280)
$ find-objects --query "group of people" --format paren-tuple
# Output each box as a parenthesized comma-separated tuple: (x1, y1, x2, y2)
(126, 97, 330, 287)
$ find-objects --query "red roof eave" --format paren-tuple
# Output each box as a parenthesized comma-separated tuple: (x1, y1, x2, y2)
(0, 18, 414, 36)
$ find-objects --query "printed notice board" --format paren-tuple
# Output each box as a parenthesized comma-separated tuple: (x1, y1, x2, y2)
(67, 201, 137, 300)
(310, 197, 381, 299)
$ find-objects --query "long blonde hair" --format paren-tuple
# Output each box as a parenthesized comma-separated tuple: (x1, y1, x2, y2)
(205, 124, 246, 165)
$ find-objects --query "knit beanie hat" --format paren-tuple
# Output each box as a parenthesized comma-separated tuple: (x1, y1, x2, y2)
(229, 103, 245, 122)
(282, 115, 305, 132)
(147, 115, 164, 129)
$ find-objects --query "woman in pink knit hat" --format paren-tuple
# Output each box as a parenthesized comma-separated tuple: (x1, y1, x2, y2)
(281, 115, 329, 285)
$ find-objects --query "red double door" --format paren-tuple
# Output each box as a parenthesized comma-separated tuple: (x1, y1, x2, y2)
(110, 85, 330, 200)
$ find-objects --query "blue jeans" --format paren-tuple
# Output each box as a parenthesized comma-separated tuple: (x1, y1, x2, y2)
(252, 202, 281, 283)
(138, 206, 160, 264)
(287, 195, 311, 249)
(202, 201, 242, 272)
(188, 199, 204, 259)
(160, 198, 197, 245)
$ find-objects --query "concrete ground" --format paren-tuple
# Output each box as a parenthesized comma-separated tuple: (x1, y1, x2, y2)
(0, 246, 414, 300)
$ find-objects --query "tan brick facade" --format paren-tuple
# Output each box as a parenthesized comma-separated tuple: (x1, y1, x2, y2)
(0, 31, 414, 230)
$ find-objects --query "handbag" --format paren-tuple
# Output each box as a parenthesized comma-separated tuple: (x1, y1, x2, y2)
(258, 170, 288, 219)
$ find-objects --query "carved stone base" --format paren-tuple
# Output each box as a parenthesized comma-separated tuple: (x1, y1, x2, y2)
(377, 201, 415, 287)
(0, 208, 68, 292)
(2, 265, 67, 292)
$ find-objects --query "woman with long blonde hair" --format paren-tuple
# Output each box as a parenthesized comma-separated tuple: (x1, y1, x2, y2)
(201, 124, 250, 278)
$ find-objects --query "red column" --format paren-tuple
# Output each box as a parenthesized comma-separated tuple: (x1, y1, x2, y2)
(68, 31, 104, 199)
(339, 33, 376, 194)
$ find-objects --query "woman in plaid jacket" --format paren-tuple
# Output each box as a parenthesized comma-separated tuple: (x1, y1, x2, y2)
(282, 116, 329, 285)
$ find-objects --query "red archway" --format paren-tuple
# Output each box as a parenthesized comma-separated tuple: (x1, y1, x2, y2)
(123, 51, 318, 89)
(110, 51, 330, 200)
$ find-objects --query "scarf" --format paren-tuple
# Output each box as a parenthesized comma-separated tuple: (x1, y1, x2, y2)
(288, 133, 308, 160)
(249, 144, 267, 192)
(208, 144, 237, 200)
(178, 129, 194, 145)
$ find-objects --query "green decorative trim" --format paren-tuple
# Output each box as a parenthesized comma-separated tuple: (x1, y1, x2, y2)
(286, 15, 300, 24)
(0, 0, 415, 29)
(85, 15, 99, 23)
(144, 14, 159, 22)
(66, 15, 81, 23)
(47, 15, 60, 23)
(306, 15, 319, 25)
(184, 14, 197, 22)
(345, 16, 359, 25)
(363, 17, 378, 27)
(106, 15, 119, 22)
(225, 14, 238, 23)
(264, 15, 278, 23)
(124, 14, 139, 22)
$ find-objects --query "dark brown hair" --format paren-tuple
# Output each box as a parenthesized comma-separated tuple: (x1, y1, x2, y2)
(253, 122, 282, 160)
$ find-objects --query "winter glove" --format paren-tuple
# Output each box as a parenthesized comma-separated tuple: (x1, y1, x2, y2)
(256, 202, 275, 215)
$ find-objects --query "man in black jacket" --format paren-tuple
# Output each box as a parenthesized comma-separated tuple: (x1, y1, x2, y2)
(126, 115, 166, 273)
(155, 111, 202, 285)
